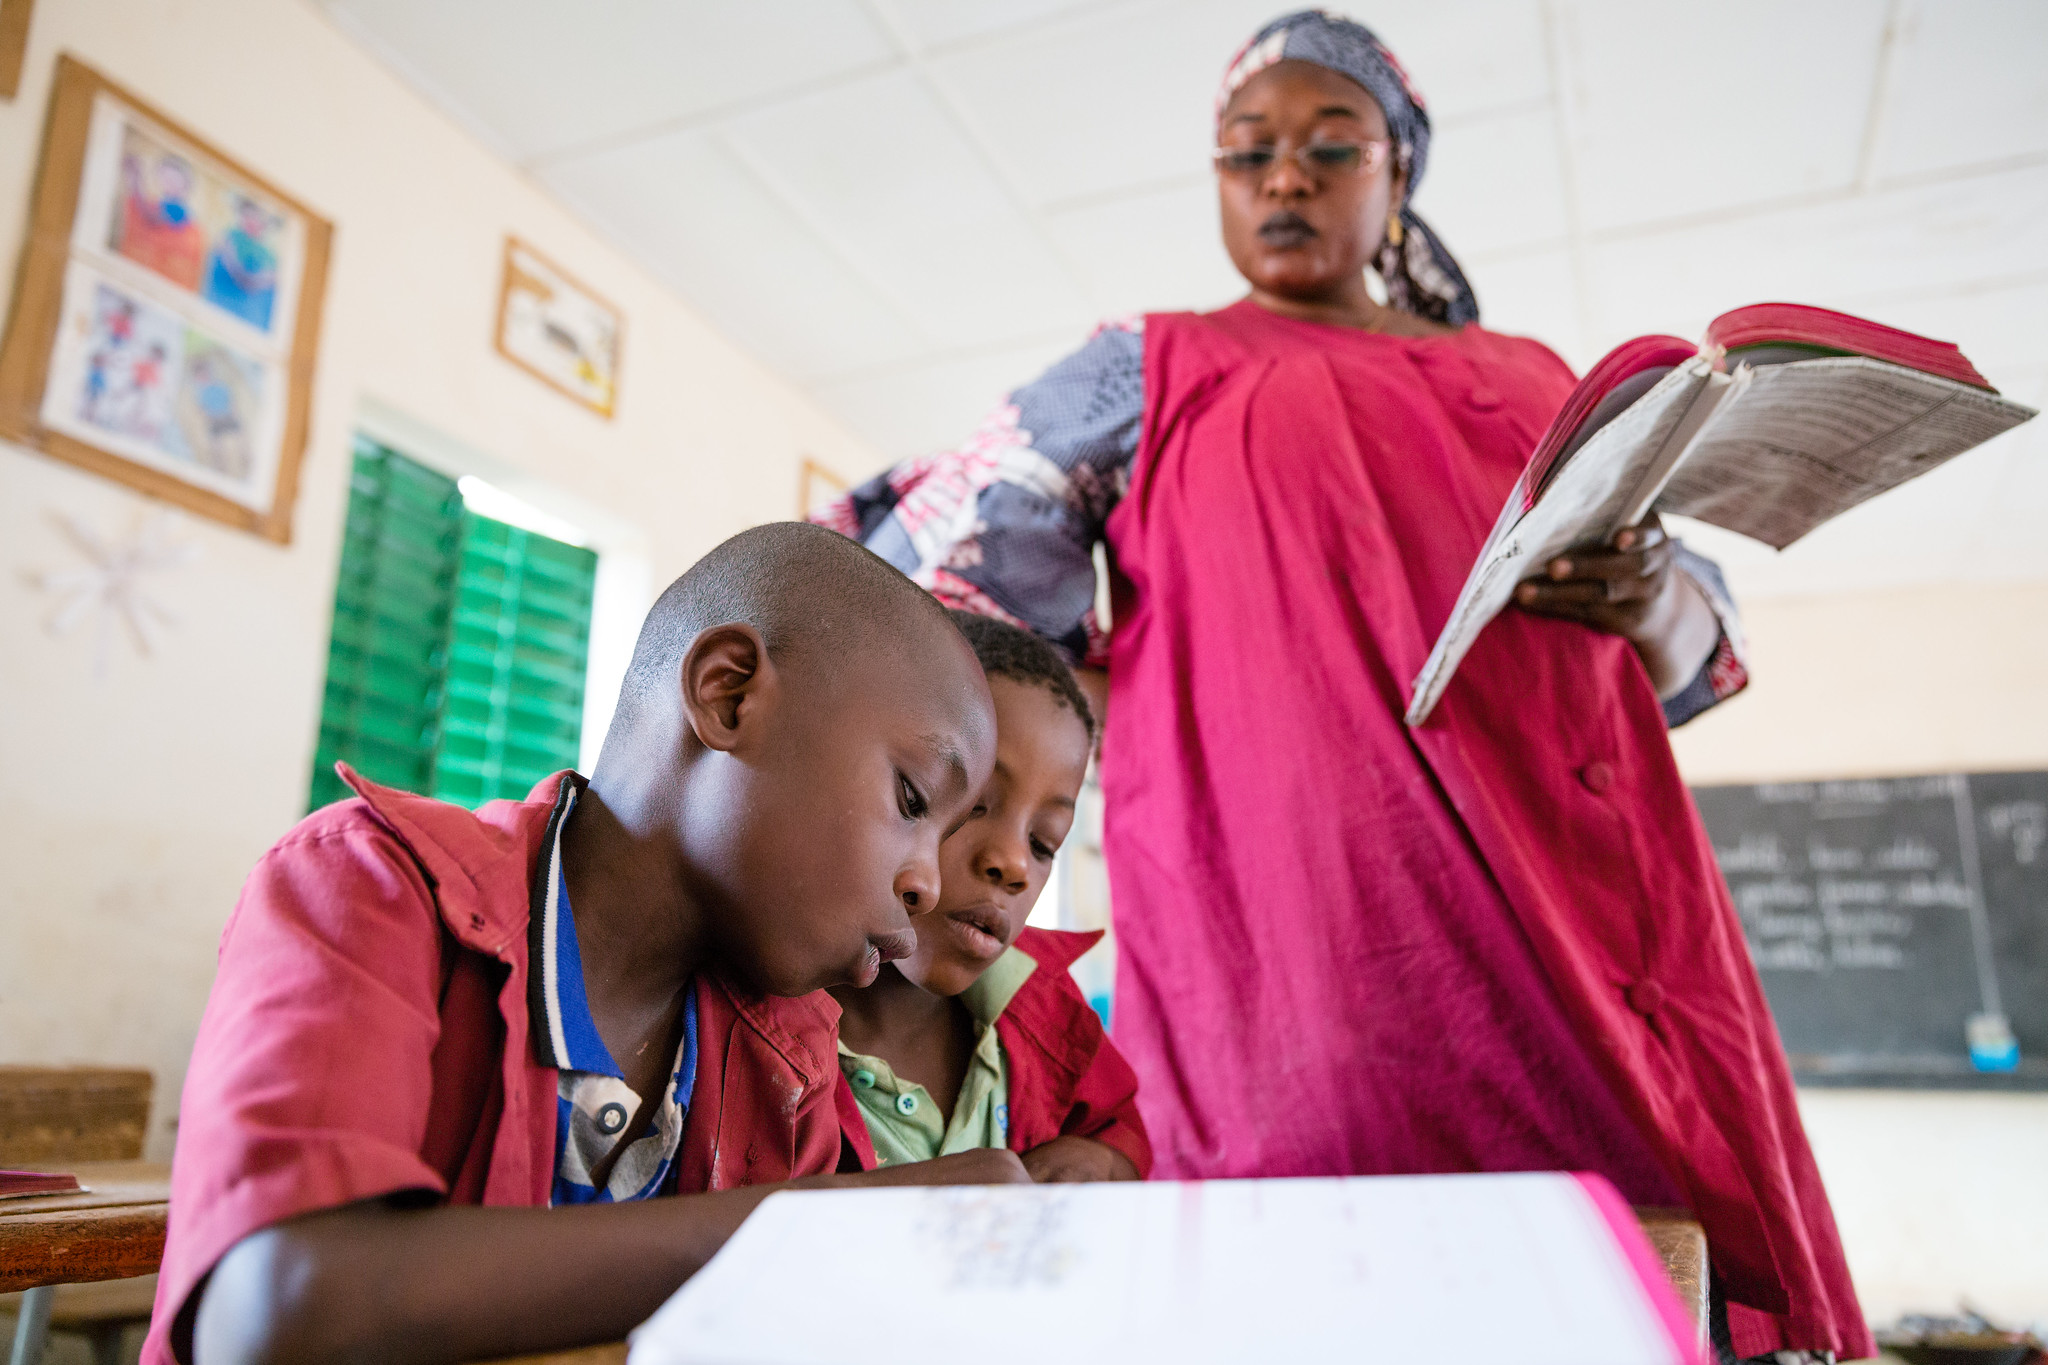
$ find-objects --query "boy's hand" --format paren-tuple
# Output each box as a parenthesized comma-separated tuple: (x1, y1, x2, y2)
(1021, 1136, 1140, 1183)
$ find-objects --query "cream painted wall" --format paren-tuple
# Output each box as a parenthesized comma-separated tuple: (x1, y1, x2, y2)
(0, 0, 877, 1156)
(1671, 585, 2048, 1328)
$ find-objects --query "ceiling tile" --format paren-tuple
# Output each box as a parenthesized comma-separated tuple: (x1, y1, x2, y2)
(1363, 0, 1552, 122)
(929, 0, 1554, 212)
(317, 0, 896, 161)
(923, 0, 1251, 208)
(811, 336, 1079, 461)
(1582, 162, 2048, 352)
(1463, 248, 1590, 371)
(1872, 0, 2048, 181)
(1839, 279, 2048, 377)
(1556, 0, 1887, 233)
(1417, 109, 1569, 258)
(889, 0, 1103, 52)
(722, 68, 1095, 347)
(1043, 178, 1243, 320)
(537, 130, 928, 382)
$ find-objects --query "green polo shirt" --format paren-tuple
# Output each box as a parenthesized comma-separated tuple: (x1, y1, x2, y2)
(838, 946, 1038, 1167)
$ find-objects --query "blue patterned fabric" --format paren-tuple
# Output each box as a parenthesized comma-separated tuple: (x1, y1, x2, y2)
(1664, 543, 1749, 728)
(820, 321, 1144, 665)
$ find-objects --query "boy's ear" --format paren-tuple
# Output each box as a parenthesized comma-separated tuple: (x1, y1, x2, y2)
(679, 624, 776, 754)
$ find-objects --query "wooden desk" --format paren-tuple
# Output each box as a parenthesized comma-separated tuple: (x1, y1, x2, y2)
(0, 1161, 170, 1294)
(480, 1348, 628, 1365)
(1635, 1206, 1710, 1354)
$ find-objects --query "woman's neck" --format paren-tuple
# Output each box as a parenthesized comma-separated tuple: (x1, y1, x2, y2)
(1246, 285, 1453, 337)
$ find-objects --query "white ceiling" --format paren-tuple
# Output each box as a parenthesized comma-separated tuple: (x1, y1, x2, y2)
(312, 0, 2048, 598)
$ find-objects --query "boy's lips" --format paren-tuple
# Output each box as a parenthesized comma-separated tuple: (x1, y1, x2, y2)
(850, 927, 917, 989)
(935, 901, 1011, 962)
(872, 926, 918, 964)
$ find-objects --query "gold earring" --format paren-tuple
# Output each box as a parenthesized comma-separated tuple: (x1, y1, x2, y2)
(1386, 210, 1404, 247)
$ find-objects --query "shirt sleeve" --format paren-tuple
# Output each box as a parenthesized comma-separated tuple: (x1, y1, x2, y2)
(1057, 1026, 1154, 1179)
(811, 319, 1145, 668)
(1661, 541, 1752, 728)
(153, 810, 454, 1356)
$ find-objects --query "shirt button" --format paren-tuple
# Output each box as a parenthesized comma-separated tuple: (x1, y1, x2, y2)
(596, 1102, 627, 1135)
(1626, 980, 1666, 1017)
(1467, 386, 1503, 411)
(852, 1069, 876, 1089)
(1580, 760, 1615, 793)
(895, 1093, 919, 1116)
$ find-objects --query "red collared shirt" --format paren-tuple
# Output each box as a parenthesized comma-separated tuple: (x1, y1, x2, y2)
(144, 768, 844, 1364)
(835, 927, 1152, 1178)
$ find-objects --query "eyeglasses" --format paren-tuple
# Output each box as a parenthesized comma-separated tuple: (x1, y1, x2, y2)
(1211, 140, 1392, 179)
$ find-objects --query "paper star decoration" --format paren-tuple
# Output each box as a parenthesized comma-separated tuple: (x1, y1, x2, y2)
(27, 509, 199, 677)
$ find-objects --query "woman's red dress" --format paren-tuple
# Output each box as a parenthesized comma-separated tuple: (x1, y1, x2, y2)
(1103, 301, 1867, 1358)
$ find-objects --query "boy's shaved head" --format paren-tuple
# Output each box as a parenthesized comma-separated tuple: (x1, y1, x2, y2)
(591, 521, 997, 997)
(616, 521, 954, 726)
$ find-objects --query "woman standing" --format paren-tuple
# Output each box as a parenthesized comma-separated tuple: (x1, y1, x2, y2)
(819, 13, 1866, 1361)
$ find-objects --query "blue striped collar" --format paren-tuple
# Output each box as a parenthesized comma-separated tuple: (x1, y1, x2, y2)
(525, 778, 700, 1204)
(535, 784, 618, 1076)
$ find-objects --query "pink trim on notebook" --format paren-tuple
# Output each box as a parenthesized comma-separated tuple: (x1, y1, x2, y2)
(1573, 1171, 1707, 1364)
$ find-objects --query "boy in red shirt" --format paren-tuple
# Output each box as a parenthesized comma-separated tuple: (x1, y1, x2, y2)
(147, 525, 1023, 1365)
(832, 612, 1150, 1181)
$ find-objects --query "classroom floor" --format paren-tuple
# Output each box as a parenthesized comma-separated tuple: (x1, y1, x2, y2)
(0, 1305, 146, 1365)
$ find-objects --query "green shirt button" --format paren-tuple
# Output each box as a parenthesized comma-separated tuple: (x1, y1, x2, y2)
(852, 1069, 876, 1089)
(895, 1092, 919, 1116)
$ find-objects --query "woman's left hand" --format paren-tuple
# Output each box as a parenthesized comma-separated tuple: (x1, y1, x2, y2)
(1513, 515, 1721, 698)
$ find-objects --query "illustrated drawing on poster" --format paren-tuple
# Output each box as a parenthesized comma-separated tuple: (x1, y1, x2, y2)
(495, 238, 621, 418)
(42, 96, 302, 508)
(0, 58, 330, 543)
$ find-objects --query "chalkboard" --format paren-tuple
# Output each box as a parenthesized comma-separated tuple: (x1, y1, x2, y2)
(1692, 771, 2048, 1090)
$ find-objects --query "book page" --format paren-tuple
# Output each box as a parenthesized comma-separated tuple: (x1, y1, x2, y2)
(626, 1174, 1688, 1365)
(1404, 360, 1719, 727)
(1655, 356, 2035, 549)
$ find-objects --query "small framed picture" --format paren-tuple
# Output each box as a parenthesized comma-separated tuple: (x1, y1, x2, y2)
(494, 237, 621, 418)
(0, 56, 332, 543)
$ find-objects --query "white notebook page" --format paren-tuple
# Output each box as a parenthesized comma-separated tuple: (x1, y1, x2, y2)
(628, 1172, 1685, 1365)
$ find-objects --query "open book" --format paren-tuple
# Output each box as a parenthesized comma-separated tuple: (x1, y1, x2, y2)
(1404, 304, 2036, 726)
(628, 1172, 1703, 1365)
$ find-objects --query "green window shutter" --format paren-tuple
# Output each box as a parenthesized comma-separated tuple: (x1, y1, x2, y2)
(308, 437, 463, 811)
(431, 514, 597, 808)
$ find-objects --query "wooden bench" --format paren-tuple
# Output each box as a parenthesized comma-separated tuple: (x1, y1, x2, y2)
(0, 1068, 153, 1168)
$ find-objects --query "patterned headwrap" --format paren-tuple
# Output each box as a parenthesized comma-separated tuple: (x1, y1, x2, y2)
(1218, 10, 1480, 326)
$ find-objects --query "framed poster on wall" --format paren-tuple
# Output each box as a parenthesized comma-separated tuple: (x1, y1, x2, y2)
(0, 55, 332, 543)
(494, 236, 620, 419)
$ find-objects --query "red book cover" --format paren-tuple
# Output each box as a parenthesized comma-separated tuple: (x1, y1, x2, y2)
(0, 1169, 83, 1198)
(1704, 302, 1994, 390)
(1517, 334, 1695, 511)
(1521, 303, 2000, 514)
